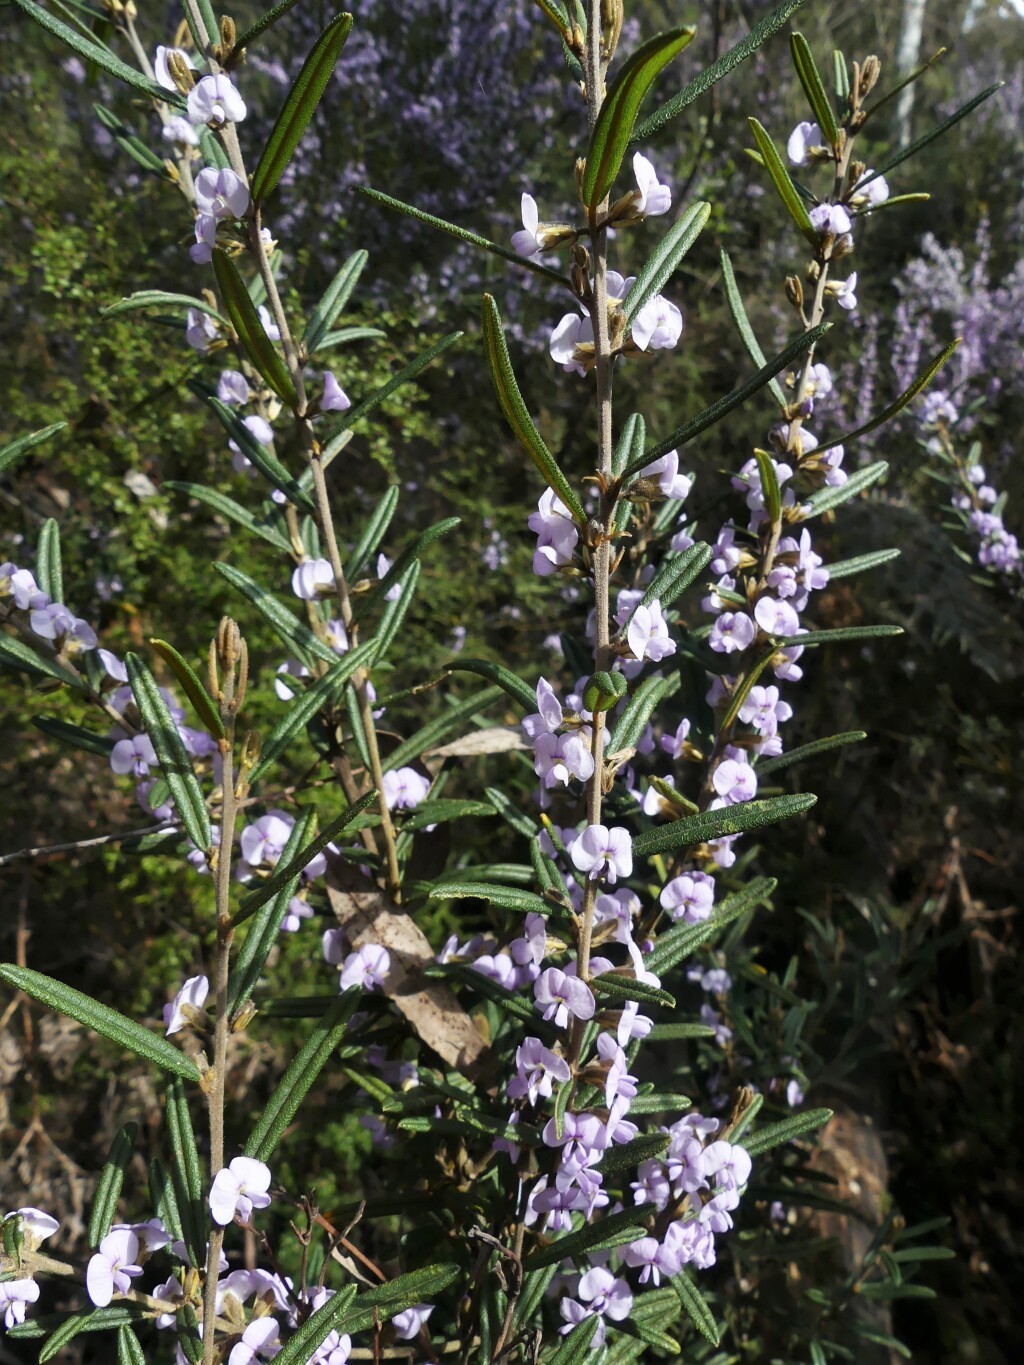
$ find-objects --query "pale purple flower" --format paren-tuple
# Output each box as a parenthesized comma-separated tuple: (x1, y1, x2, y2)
(528, 488, 579, 575)
(508, 1037, 570, 1103)
(110, 733, 158, 778)
(549, 311, 594, 376)
(322, 371, 352, 411)
(6, 1207, 59, 1248)
(738, 684, 793, 735)
(163, 974, 209, 1035)
(0, 1279, 39, 1330)
(787, 120, 821, 165)
(534, 968, 596, 1029)
(631, 294, 682, 351)
(274, 659, 310, 701)
(209, 1157, 272, 1226)
(217, 370, 251, 406)
(570, 825, 633, 883)
(631, 152, 671, 217)
(228, 1317, 280, 1365)
(382, 766, 431, 810)
(29, 602, 97, 650)
(392, 1303, 434, 1340)
(304, 1288, 352, 1362)
(709, 610, 756, 654)
(660, 871, 715, 924)
(511, 192, 556, 258)
(617, 999, 653, 1046)
(623, 1235, 680, 1285)
(712, 758, 757, 804)
(559, 1266, 632, 1347)
(659, 716, 692, 760)
(828, 271, 858, 311)
(533, 731, 595, 788)
(86, 1228, 143, 1306)
(754, 596, 801, 637)
(853, 170, 889, 210)
(787, 1079, 805, 1107)
(258, 304, 281, 342)
(809, 203, 852, 237)
(162, 115, 199, 146)
(626, 599, 675, 662)
(339, 943, 390, 991)
(194, 167, 250, 221)
(187, 73, 247, 126)
(186, 308, 218, 352)
(291, 557, 335, 600)
(640, 449, 692, 500)
(1, 563, 47, 611)
(521, 677, 564, 738)
(240, 811, 294, 869)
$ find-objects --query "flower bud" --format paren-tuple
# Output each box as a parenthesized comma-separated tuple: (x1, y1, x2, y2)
(785, 275, 803, 309)
(582, 670, 628, 713)
(220, 15, 237, 49)
(166, 50, 196, 95)
(231, 999, 257, 1033)
(2, 1213, 24, 1265)
(858, 55, 881, 98)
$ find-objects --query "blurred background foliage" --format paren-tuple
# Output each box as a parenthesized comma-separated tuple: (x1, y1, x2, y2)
(1, 0, 1022, 1360)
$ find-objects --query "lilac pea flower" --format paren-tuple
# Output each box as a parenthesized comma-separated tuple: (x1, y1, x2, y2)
(528, 489, 579, 575)
(809, 203, 852, 237)
(640, 448, 691, 500)
(787, 120, 821, 165)
(113, 1217, 171, 1254)
(0, 1279, 40, 1329)
(322, 928, 347, 965)
(471, 952, 517, 988)
(194, 167, 250, 221)
(559, 1266, 632, 1346)
(627, 599, 675, 662)
(708, 610, 756, 654)
(623, 1235, 680, 1285)
(291, 557, 335, 601)
(510, 912, 548, 969)
(738, 684, 792, 735)
(631, 294, 682, 351)
(631, 152, 671, 216)
(807, 361, 833, 397)
(632, 1157, 673, 1210)
(570, 825, 633, 883)
(86, 1228, 144, 1307)
(534, 968, 595, 1029)
(281, 896, 313, 933)
(228, 1317, 280, 1365)
(163, 115, 200, 146)
(853, 170, 889, 209)
(549, 311, 594, 376)
(7, 1207, 59, 1248)
(660, 871, 715, 924)
(828, 271, 858, 311)
(209, 1157, 272, 1226)
(511, 193, 545, 258)
(99, 652, 129, 684)
(110, 733, 158, 778)
(787, 1078, 805, 1106)
(339, 944, 390, 992)
(217, 370, 251, 406)
(617, 999, 653, 1046)
(257, 304, 281, 341)
(521, 677, 563, 739)
(186, 307, 218, 352)
(660, 717, 692, 760)
(275, 658, 311, 701)
(163, 974, 209, 1035)
(533, 731, 595, 789)
(754, 596, 801, 637)
(1, 563, 48, 610)
(703, 1140, 752, 1190)
(712, 757, 757, 804)
(228, 415, 274, 458)
(375, 553, 402, 602)
(187, 73, 246, 126)
(507, 1036, 570, 1104)
(700, 1001, 732, 1046)
(29, 602, 97, 650)
(240, 811, 294, 869)
(392, 1303, 434, 1340)
(382, 766, 431, 811)
(191, 218, 217, 266)
(596, 1032, 638, 1106)
(665, 1132, 707, 1194)
(321, 371, 351, 412)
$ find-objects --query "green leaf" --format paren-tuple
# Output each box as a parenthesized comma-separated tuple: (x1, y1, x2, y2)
(0, 422, 67, 478)
(94, 104, 168, 175)
(372, 561, 420, 661)
(608, 675, 678, 753)
(357, 516, 460, 618)
(347, 484, 399, 579)
(269, 1286, 359, 1365)
(858, 83, 1003, 191)
(482, 295, 586, 524)
(163, 481, 294, 552)
(742, 1106, 833, 1157)
(625, 1091, 693, 1113)
(148, 1157, 184, 1244)
(670, 1270, 720, 1346)
(332, 331, 463, 433)
(33, 717, 115, 757)
(302, 250, 368, 352)
(796, 624, 903, 647)
(801, 461, 888, 518)
(646, 1023, 716, 1040)
(425, 963, 559, 1038)
(213, 250, 298, 407)
(233, 0, 303, 53)
(0, 633, 81, 688)
(790, 34, 839, 145)
(622, 201, 710, 324)
(203, 395, 316, 513)
(199, 126, 231, 171)
(213, 562, 339, 667)
(826, 548, 900, 580)
(645, 878, 777, 976)
(127, 652, 212, 852)
(524, 1203, 656, 1270)
(598, 1130, 671, 1173)
(149, 639, 225, 740)
(747, 118, 817, 243)
(444, 657, 537, 711)
(245, 990, 361, 1161)
(754, 449, 782, 524)
(165, 1077, 205, 1267)
(116, 1325, 146, 1365)
(0, 965, 199, 1080)
(355, 187, 573, 289)
(401, 799, 496, 832)
(583, 27, 696, 209)
(428, 882, 552, 915)
(251, 14, 353, 203)
(342, 1263, 462, 1334)
(87, 1122, 137, 1246)
(720, 248, 785, 407)
(632, 0, 808, 142)
(633, 794, 816, 859)
(33, 1305, 150, 1360)
(592, 975, 675, 1009)
(10, 0, 181, 104)
(631, 321, 830, 472)
(811, 340, 961, 449)
(176, 1304, 203, 1364)
(384, 685, 504, 772)
(546, 1315, 602, 1363)
(756, 731, 866, 776)
(102, 291, 229, 327)
(313, 326, 386, 352)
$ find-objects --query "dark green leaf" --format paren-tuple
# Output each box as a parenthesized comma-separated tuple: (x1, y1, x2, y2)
(233, 0, 303, 53)
(754, 448, 782, 524)
(632, 0, 808, 142)
(149, 638, 225, 740)
(163, 481, 294, 552)
(592, 974, 675, 1009)
(357, 516, 460, 618)
(94, 104, 168, 175)
(858, 83, 1003, 191)
(302, 249, 368, 351)
(251, 14, 353, 203)
(810, 340, 960, 449)
(826, 548, 900, 580)
(116, 1325, 146, 1365)
(312, 325, 386, 352)
(444, 658, 537, 711)
(384, 685, 503, 772)
(148, 1157, 183, 1244)
(482, 295, 586, 524)
(796, 624, 903, 647)
(720, 248, 785, 406)
(790, 33, 839, 145)
(0, 965, 199, 1080)
(546, 1315, 602, 1363)
(213, 563, 339, 667)
(33, 1305, 150, 1360)
(633, 794, 815, 859)
(401, 799, 496, 832)
(756, 731, 866, 776)
(33, 717, 115, 757)
(622, 201, 710, 324)
(268, 1285, 359, 1365)
(583, 27, 696, 209)
(341, 1263, 462, 1334)
(598, 1130, 670, 1173)
(213, 250, 298, 407)
(127, 653, 212, 851)
(800, 461, 888, 518)
(165, 1077, 205, 1267)
(609, 674, 679, 753)
(645, 878, 777, 976)
(670, 1270, 720, 1346)
(332, 331, 463, 433)
(203, 396, 316, 513)
(87, 1122, 137, 1246)
(747, 118, 817, 242)
(524, 1203, 656, 1270)
(372, 561, 420, 661)
(0, 634, 80, 688)
(0, 422, 67, 478)
(428, 882, 551, 915)
(347, 484, 399, 579)
(742, 1106, 833, 1156)
(102, 291, 229, 327)
(626, 1091, 693, 1113)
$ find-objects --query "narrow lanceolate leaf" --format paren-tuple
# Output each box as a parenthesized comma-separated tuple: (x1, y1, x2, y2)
(592, 975, 675, 1010)
(148, 1158, 184, 1244)
(833, 48, 850, 100)
(633, 793, 817, 859)
(233, 0, 303, 53)
(614, 412, 646, 478)
(165, 1078, 204, 1267)
(35, 519, 63, 603)
(609, 674, 678, 753)
(347, 484, 399, 579)
(645, 878, 776, 976)
(790, 33, 839, 146)
(102, 292, 230, 326)
(524, 1203, 657, 1270)
(246, 641, 378, 787)
(34, 1306, 151, 1360)
(827, 548, 900, 580)
(269, 1286, 359, 1365)
(372, 561, 420, 662)
(631, 321, 830, 471)
(801, 461, 888, 518)
(204, 396, 317, 514)
(334, 330, 463, 433)
(812, 340, 961, 449)
(212, 250, 297, 407)
(720, 249, 786, 407)
(34, 717, 115, 757)
(127, 653, 212, 852)
(357, 516, 461, 618)
(757, 731, 866, 776)
(385, 685, 505, 773)
(747, 118, 817, 243)
(632, 0, 808, 142)
(251, 14, 353, 203)
(303, 249, 368, 352)
(444, 658, 537, 711)
(424, 962, 558, 1039)
(858, 83, 1003, 191)
(94, 104, 168, 176)
(355, 187, 573, 288)
(116, 1325, 146, 1365)
(583, 27, 696, 210)
(546, 1315, 602, 1363)
(428, 882, 552, 915)
(0, 965, 200, 1080)
(797, 624, 903, 647)
(742, 1106, 833, 1156)
(164, 482, 293, 552)
(312, 326, 386, 352)
(10, 0, 180, 104)
(598, 1131, 671, 1174)
(0, 633, 81, 688)
(214, 562, 338, 666)
(87, 1123, 138, 1246)
(622, 201, 711, 324)
(482, 295, 586, 525)
(671, 1271, 720, 1346)
(149, 639, 225, 740)
(754, 449, 782, 524)
(0, 422, 67, 479)
(342, 1264, 463, 1334)
(245, 990, 361, 1161)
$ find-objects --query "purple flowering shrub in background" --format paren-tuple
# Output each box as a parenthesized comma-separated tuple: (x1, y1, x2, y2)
(0, 0, 1014, 1362)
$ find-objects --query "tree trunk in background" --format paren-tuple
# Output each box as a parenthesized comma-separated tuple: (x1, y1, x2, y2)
(895, 0, 928, 147)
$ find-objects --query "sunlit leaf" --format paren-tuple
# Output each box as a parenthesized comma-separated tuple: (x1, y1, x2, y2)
(127, 653, 212, 852)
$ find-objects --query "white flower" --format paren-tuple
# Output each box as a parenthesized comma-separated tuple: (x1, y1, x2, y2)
(187, 73, 247, 127)
(549, 311, 594, 376)
(631, 294, 683, 351)
(322, 371, 351, 411)
(828, 271, 858, 312)
(209, 1157, 272, 1226)
(787, 120, 821, 165)
(511, 192, 544, 257)
(291, 557, 335, 600)
(154, 45, 197, 92)
(194, 167, 250, 221)
(631, 152, 671, 217)
(163, 974, 209, 1035)
(640, 449, 692, 500)
(86, 1229, 143, 1307)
